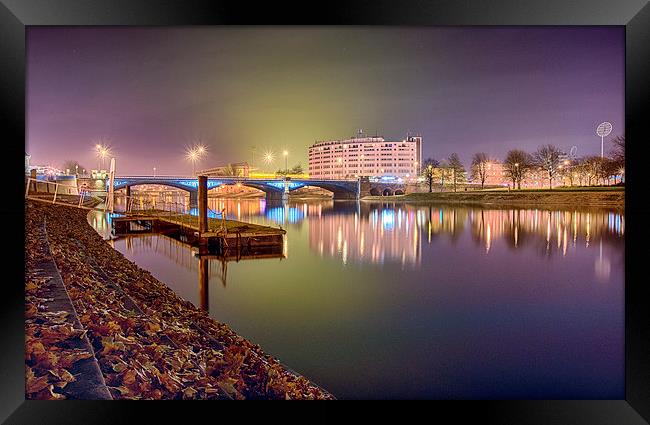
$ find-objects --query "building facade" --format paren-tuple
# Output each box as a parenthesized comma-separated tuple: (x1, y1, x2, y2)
(308, 132, 422, 179)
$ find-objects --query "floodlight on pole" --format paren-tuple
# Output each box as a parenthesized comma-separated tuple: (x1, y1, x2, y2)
(596, 122, 612, 158)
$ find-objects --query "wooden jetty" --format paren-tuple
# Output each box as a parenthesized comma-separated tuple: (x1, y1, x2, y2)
(111, 211, 285, 254)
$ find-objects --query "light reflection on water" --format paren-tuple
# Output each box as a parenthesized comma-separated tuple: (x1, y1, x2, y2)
(88, 198, 624, 399)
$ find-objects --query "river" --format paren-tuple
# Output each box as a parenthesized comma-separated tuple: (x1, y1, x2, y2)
(88, 197, 624, 399)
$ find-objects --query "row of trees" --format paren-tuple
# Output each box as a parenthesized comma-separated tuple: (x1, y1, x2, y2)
(422, 136, 625, 191)
(421, 153, 467, 192)
(498, 136, 625, 189)
(276, 164, 304, 176)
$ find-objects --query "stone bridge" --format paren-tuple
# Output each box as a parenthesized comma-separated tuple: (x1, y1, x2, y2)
(111, 176, 413, 204)
(112, 176, 362, 203)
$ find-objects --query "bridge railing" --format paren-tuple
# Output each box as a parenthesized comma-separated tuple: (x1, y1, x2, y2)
(25, 177, 106, 209)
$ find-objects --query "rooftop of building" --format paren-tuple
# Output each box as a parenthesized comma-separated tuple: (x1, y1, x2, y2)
(310, 133, 422, 148)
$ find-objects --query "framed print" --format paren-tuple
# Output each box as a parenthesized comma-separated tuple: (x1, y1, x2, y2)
(2, 0, 649, 423)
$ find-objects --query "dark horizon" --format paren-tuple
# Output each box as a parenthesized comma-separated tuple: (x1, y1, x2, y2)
(26, 26, 624, 175)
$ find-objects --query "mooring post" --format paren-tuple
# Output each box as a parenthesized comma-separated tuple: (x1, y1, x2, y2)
(198, 175, 208, 233)
(198, 256, 209, 311)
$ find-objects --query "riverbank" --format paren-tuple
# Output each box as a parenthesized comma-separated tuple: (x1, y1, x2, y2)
(363, 188, 624, 208)
(25, 200, 334, 400)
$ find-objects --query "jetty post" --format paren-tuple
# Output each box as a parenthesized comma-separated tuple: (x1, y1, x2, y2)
(198, 256, 209, 311)
(198, 175, 208, 233)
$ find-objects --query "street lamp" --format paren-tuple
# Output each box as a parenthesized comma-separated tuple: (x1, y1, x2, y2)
(153, 167, 156, 177)
(95, 143, 111, 170)
(337, 157, 343, 179)
(263, 151, 275, 172)
(186, 147, 199, 175)
(283, 150, 289, 174)
(514, 163, 519, 190)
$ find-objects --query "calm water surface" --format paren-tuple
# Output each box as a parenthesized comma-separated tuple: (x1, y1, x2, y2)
(88, 197, 624, 399)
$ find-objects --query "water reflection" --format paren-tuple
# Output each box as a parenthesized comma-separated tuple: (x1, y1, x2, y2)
(88, 199, 625, 399)
(108, 232, 285, 307)
(306, 203, 623, 269)
(106, 199, 625, 275)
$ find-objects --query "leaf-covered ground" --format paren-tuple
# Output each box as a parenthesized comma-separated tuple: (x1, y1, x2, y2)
(25, 201, 334, 400)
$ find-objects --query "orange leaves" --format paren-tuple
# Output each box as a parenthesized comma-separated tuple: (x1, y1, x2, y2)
(120, 369, 137, 387)
(88, 320, 123, 337)
(26, 367, 50, 393)
(99, 336, 127, 355)
(58, 349, 93, 369)
(144, 321, 161, 334)
(216, 376, 244, 400)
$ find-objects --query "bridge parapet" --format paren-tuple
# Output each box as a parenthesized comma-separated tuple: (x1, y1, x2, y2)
(113, 176, 362, 200)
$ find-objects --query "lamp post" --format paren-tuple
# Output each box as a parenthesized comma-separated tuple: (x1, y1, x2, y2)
(283, 150, 288, 175)
(95, 144, 110, 170)
(186, 145, 206, 176)
(95, 144, 101, 170)
(515, 163, 519, 190)
(153, 167, 156, 177)
(337, 157, 343, 179)
(264, 151, 275, 173)
(186, 148, 198, 175)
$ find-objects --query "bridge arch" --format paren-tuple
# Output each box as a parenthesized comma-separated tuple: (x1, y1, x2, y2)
(288, 180, 358, 200)
(239, 181, 285, 200)
(115, 181, 196, 193)
(382, 188, 394, 196)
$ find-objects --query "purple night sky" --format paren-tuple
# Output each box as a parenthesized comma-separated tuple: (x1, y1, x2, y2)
(26, 26, 624, 175)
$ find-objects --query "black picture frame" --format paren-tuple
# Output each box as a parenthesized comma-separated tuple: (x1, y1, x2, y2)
(2, 0, 649, 423)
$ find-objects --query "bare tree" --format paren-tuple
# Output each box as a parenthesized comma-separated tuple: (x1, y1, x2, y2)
(600, 158, 619, 185)
(503, 150, 533, 190)
(277, 164, 303, 176)
(447, 153, 466, 192)
(609, 136, 625, 180)
(435, 161, 450, 190)
(581, 155, 604, 186)
(421, 158, 440, 193)
(471, 152, 491, 189)
(62, 160, 85, 175)
(609, 136, 625, 164)
(533, 144, 563, 189)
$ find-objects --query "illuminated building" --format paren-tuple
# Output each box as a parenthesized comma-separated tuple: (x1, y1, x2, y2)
(308, 130, 422, 179)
